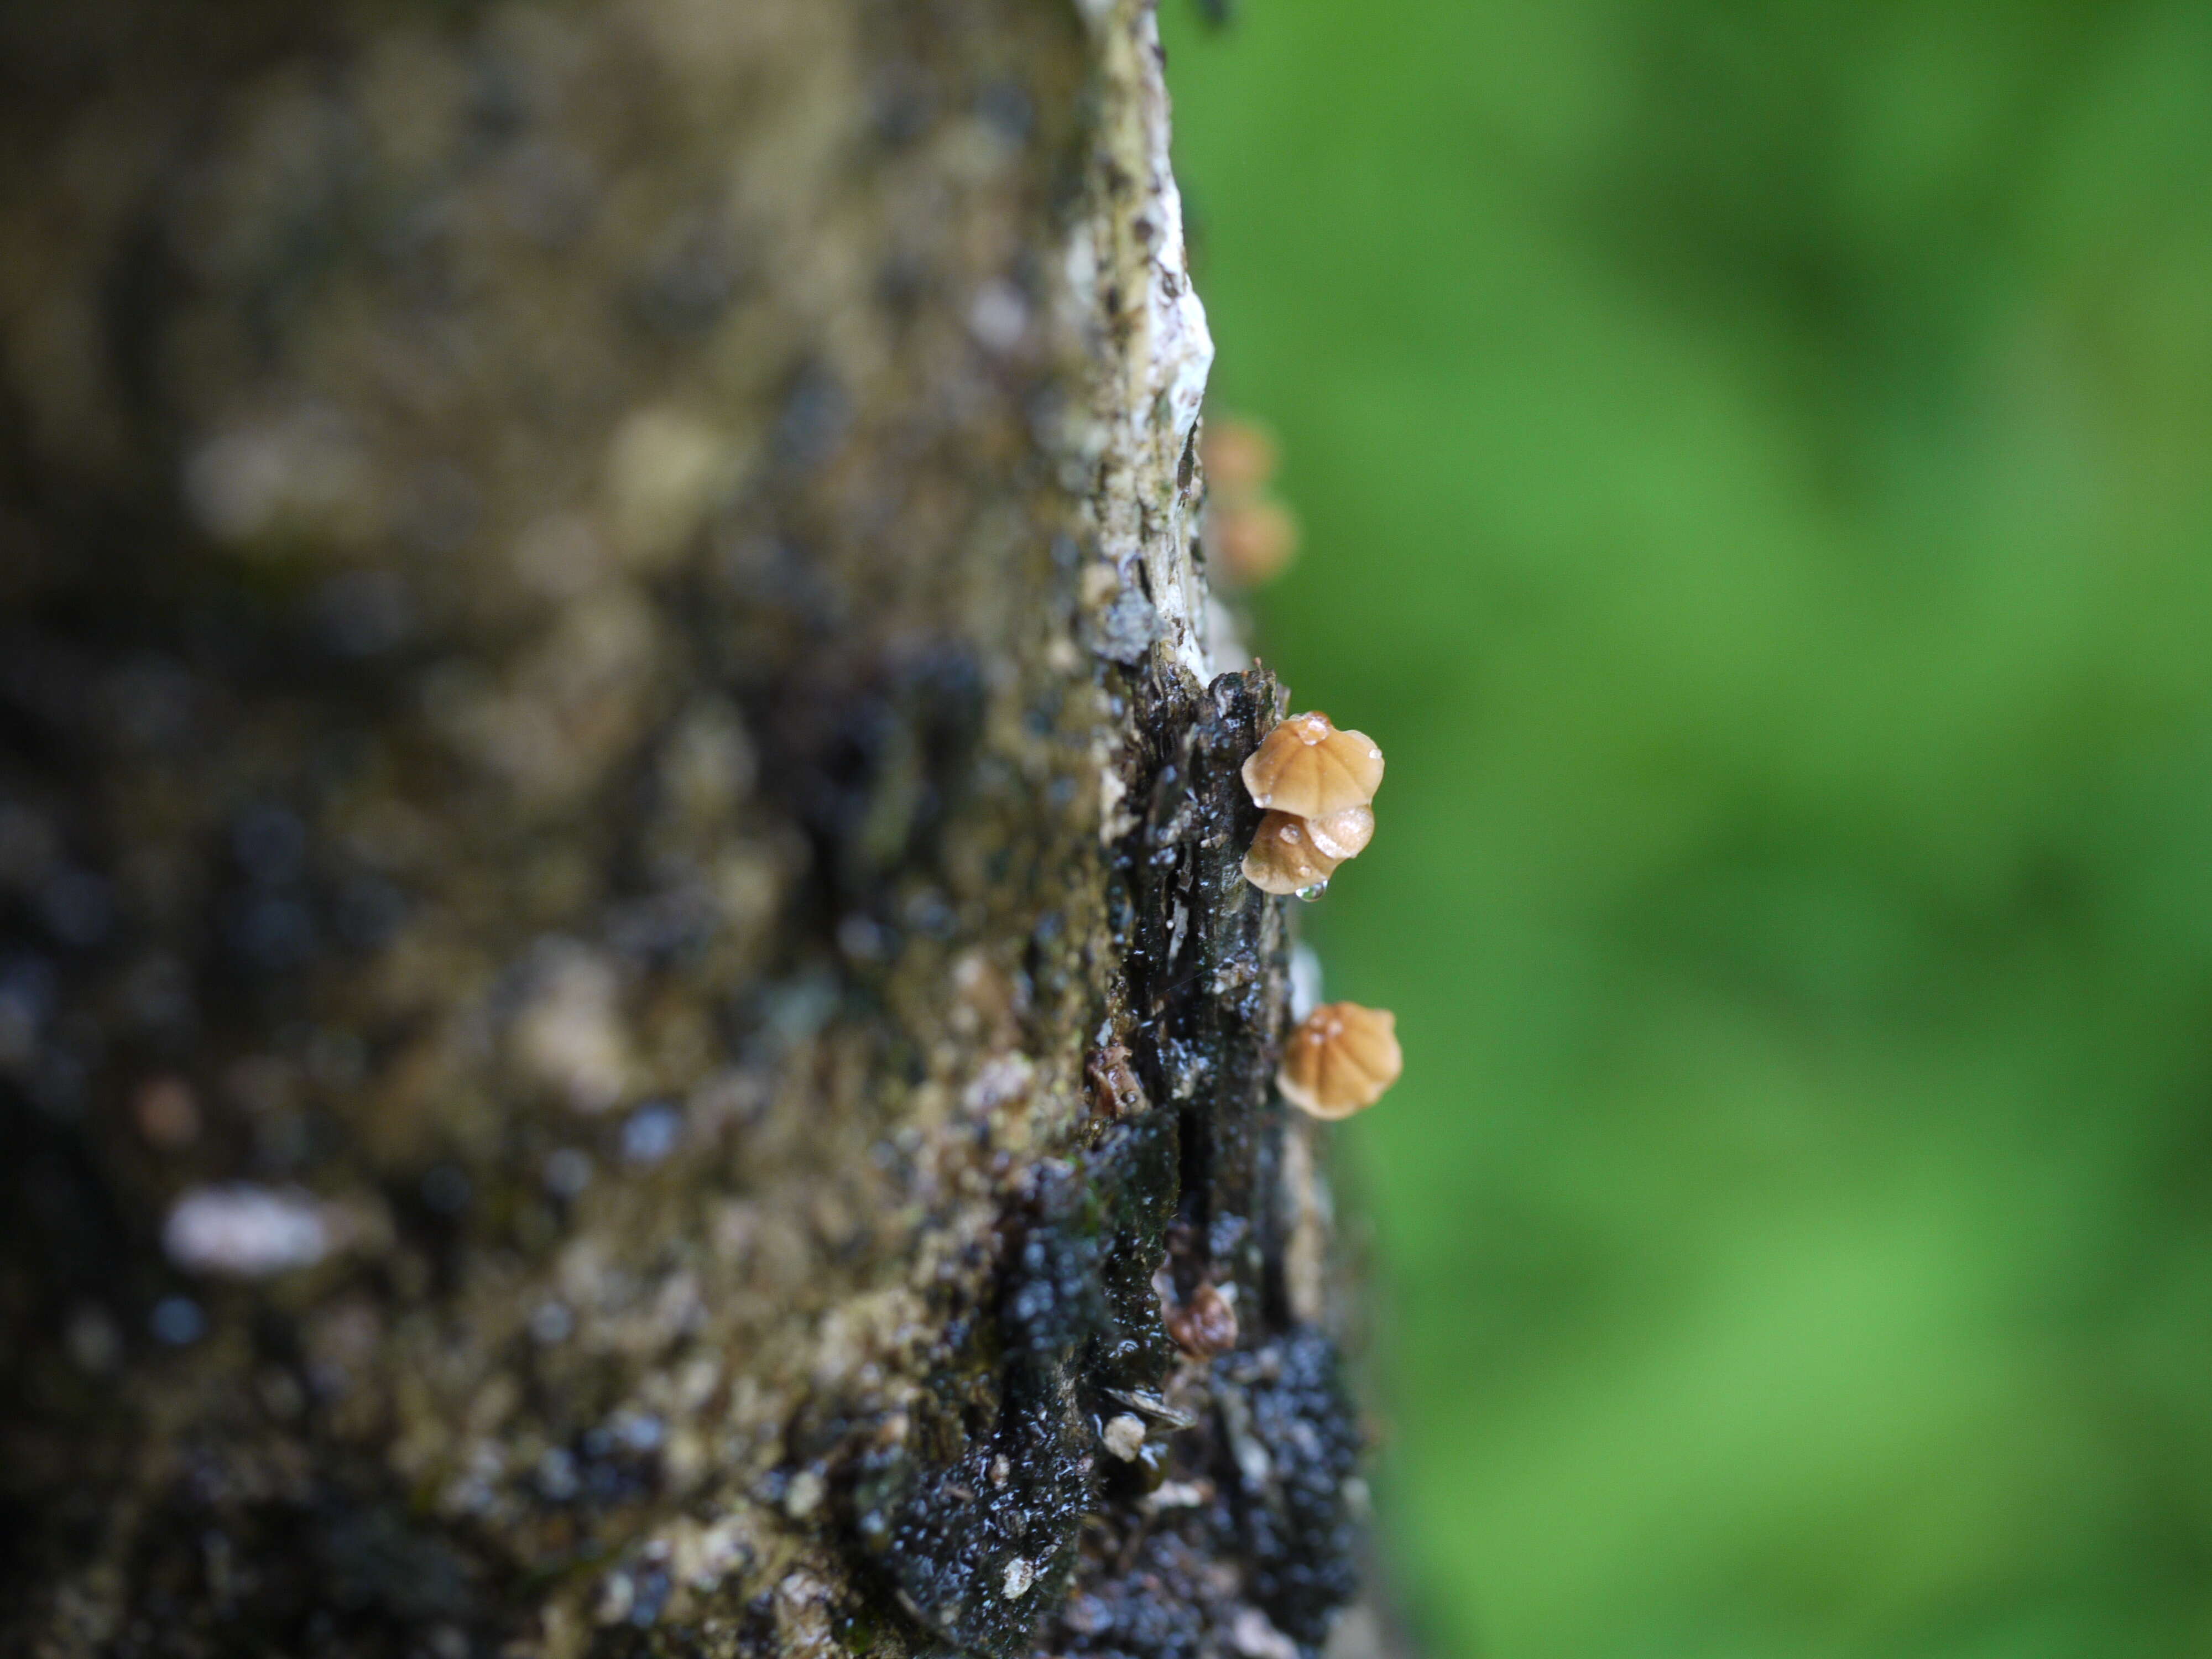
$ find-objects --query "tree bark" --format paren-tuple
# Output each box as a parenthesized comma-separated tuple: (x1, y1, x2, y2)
(0, 3, 1368, 1655)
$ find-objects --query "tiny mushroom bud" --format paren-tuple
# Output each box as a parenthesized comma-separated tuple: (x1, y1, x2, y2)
(1303, 803, 1375, 863)
(1241, 811, 1343, 896)
(1241, 713, 1384, 818)
(1276, 1002, 1402, 1121)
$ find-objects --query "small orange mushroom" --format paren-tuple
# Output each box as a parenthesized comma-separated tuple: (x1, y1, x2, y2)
(1277, 1002, 1401, 1120)
(1241, 810, 1344, 896)
(1201, 415, 1280, 498)
(1210, 498, 1300, 587)
(1241, 713, 1385, 818)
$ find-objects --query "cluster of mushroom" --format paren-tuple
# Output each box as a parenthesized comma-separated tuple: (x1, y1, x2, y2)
(1202, 416, 1300, 587)
(1239, 712, 1383, 900)
(1238, 711, 1405, 1120)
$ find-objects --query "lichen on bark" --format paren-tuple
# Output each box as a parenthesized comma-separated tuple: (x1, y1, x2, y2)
(0, 2, 1368, 1656)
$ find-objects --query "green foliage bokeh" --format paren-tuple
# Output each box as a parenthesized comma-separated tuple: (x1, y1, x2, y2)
(1161, 3, 2212, 1654)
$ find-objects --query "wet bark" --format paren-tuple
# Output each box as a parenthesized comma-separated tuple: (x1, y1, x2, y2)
(0, 2, 1371, 1655)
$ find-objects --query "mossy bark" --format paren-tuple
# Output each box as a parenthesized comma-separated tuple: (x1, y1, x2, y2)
(0, 3, 1371, 1655)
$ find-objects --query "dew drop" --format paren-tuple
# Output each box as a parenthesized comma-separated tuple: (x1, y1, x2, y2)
(1295, 881, 1329, 903)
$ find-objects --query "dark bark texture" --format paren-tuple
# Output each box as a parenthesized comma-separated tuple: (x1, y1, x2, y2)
(0, 2, 1369, 1655)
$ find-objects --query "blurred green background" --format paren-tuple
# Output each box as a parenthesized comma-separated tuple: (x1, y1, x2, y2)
(1159, 3, 2212, 1655)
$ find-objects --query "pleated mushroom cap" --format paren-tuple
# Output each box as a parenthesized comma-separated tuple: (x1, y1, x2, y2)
(1241, 811, 1343, 895)
(1276, 1002, 1401, 1120)
(1303, 804, 1375, 863)
(1240, 713, 1384, 818)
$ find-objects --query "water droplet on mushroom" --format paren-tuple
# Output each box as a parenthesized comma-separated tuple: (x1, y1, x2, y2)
(1295, 881, 1329, 902)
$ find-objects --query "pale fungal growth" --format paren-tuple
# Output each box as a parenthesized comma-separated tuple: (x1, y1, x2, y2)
(1276, 1002, 1402, 1120)
(1303, 802, 1375, 863)
(1240, 712, 1384, 818)
(1102, 1413, 1148, 1461)
(1240, 811, 1343, 896)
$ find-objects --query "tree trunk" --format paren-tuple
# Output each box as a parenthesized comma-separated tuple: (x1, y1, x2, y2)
(0, 3, 1369, 1655)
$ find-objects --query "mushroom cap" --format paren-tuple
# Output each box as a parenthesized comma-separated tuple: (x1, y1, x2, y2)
(1240, 713, 1384, 818)
(1241, 811, 1343, 895)
(1276, 1002, 1401, 1120)
(1211, 498, 1300, 587)
(1304, 803, 1375, 863)
(1202, 416, 1280, 497)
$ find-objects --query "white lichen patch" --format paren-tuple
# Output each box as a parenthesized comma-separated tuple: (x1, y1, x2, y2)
(162, 1184, 332, 1277)
(1230, 1607, 1301, 1659)
(782, 1467, 826, 1520)
(509, 941, 632, 1111)
(1068, 0, 1216, 699)
(962, 1052, 1035, 1126)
